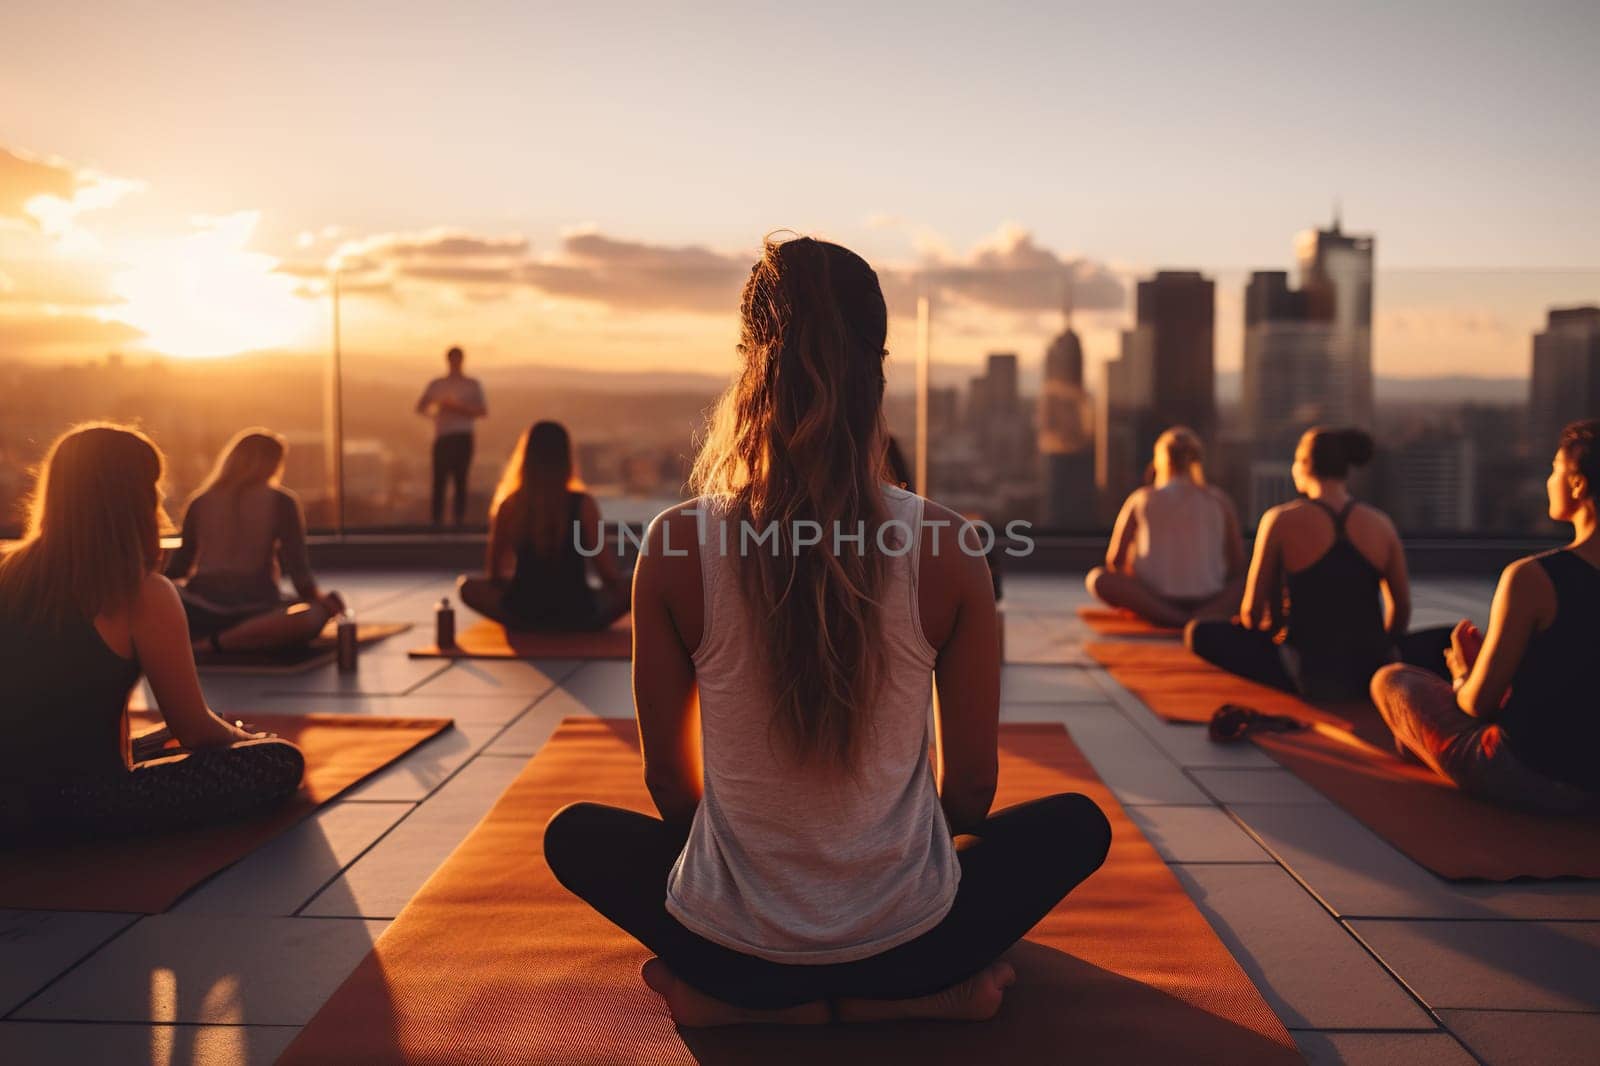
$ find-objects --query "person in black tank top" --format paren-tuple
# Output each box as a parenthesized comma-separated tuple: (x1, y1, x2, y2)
(0, 424, 304, 843)
(1370, 420, 1600, 813)
(1187, 428, 1452, 701)
(458, 422, 630, 632)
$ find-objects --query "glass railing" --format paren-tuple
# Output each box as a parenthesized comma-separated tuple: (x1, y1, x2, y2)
(2, 263, 1596, 542)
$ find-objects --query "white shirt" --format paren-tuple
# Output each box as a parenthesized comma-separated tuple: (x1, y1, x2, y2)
(1127, 481, 1230, 600)
(419, 375, 486, 438)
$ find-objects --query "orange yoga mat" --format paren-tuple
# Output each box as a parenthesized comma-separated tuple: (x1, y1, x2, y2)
(281, 718, 1300, 1065)
(194, 621, 413, 674)
(0, 712, 451, 912)
(1254, 725, 1600, 881)
(410, 616, 631, 660)
(1077, 606, 1180, 638)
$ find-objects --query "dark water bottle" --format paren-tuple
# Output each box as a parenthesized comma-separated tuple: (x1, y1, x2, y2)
(436, 597, 456, 649)
(335, 611, 359, 672)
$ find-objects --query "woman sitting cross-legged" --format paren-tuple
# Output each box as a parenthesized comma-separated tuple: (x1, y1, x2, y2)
(1086, 426, 1245, 628)
(165, 428, 345, 656)
(458, 420, 630, 631)
(1370, 421, 1600, 814)
(1186, 426, 1452, 701)
(543, 236, 1112, 1027)
(0, 424, 304, 842)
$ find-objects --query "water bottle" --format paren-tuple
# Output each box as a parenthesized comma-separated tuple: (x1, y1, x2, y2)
(436, 597, 456, 649)
(335, 610, 359, 672)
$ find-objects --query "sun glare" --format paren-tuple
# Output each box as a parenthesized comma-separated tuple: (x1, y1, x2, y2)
(110, 211, 319, 359)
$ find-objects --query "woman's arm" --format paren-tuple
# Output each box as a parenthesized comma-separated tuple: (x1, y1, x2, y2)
(579, 494, 629, 600)
(1220, 494, 1247, 580)
(1456, 559, 1545, 718)
(131, 574, 255, 750)
(928, 509, 1000, 834)
(275, 491, 320, 602)
(1376, 511, 1412, 641)
(1240, 508, 1282, 630)
(632, 506, 703, 829)
(1105, 492, 1139, 574)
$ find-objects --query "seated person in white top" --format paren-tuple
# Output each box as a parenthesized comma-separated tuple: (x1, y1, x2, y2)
(1086, 427, 1246, 628)
(543, 236, 1111, 1028)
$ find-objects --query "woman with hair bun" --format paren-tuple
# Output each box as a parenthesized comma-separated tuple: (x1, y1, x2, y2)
(1368, 420, 1600, 812)
(1186, 426, 1450, 701)
(1087, 426, 1246, 627)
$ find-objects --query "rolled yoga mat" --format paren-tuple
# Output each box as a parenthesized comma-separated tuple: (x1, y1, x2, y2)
(281, 717, 1300, 1065)
(410, 616, 631, 661)
(0, 712, 452, 912)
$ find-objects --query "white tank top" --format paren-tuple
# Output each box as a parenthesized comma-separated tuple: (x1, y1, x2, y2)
(665, 485, 959, 963)
(1129, 481, 1230, 600)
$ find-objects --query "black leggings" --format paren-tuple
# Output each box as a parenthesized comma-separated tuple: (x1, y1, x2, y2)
(3, 737, 305, 842)
(543, 792, 1112, 1010)
(1185, 621, 1454, 697)
(431, 432, 474, 526)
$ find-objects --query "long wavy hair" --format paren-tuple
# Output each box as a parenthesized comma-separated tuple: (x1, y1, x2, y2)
(491, 421, 582, 558)
(692, 235, 890, 770)
(0, 423, 170, 627)
(193, 428, 286, 499)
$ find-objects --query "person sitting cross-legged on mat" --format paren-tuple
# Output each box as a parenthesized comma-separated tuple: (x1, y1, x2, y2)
(0, 424, 304, 842)
(458, 421, 630, 631)
(1186, 426, 1452, 701)
(544, 236, 1112, 1027)
(1370, 420, 1600, 814)
(1086, 426, 1245, 628)
(165, 428, 345, 657)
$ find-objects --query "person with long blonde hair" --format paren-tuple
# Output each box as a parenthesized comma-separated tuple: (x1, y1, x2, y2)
(0, 424, 302, 841)
(543, 236, 1110, 1028)
(1087, 426, 1245, 627)
(165, 428, 344, 655)
(457, 420, 628, 630)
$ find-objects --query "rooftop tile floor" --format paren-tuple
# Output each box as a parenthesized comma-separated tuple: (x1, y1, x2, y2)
(4, 569, 1590, 1065)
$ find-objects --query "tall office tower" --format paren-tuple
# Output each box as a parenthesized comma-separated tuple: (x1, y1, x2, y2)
(973, 351, 1030, 471)
(1096, 326, 1155, 518)
(1296, 215, 1375, 428)
(1381, 431, 1477, 533)
(1038, 301, 1096, 527)
(1135, 270, 1216, 448)
(1529, 306, 1600, 451)
(1242, 216, 1376, 448)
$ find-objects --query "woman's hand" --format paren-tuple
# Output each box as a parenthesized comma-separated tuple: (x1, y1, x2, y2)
(1446, 619, 1484, 685)
(318, 590, 347, 617)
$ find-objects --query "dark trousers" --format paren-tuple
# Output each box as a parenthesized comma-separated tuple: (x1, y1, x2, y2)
(431, 433, 474, 526)
(1186, 620, 1454, 697)
(543, 792, 1112, 1010)
(3, 737, 304, 842)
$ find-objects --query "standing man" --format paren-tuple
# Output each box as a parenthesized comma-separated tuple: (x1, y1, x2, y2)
(416, 346, 488, 528)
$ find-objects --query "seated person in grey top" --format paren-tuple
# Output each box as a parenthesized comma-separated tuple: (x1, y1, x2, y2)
(165, 428, 344, 655)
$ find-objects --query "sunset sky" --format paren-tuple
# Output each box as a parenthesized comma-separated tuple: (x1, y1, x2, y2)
(1, 0, 1596, 385)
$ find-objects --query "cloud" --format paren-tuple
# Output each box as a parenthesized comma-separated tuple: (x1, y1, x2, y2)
(920, 225, 1124, 314)
(343, 228, 530, 260)
(519, 231, 749, 313)
(0, 256, 122, 306)
(0, 146, 139, 234)
(0, 310, 143, 348)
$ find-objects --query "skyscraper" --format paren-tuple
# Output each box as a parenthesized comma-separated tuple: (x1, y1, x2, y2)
(970, 352, 1030, 471)
(1038, 295, 1096, 527)
(1242, 216, 1376, 447)
(1097, 325, 1155, 516)
(1529, 306, 1600, 452)
(1136, 270, 1216, 446)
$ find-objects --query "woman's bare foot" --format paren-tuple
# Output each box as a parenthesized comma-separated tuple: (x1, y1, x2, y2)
(640, 959, 828, 1028)
(836, 961, 1017, 1023)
